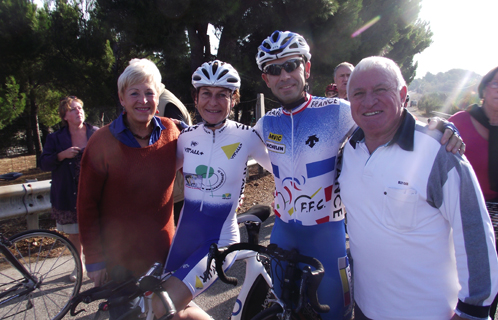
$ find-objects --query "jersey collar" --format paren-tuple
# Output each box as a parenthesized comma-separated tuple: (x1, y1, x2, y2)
(281, 93, 311, 116)
(349, 109, 415, 151)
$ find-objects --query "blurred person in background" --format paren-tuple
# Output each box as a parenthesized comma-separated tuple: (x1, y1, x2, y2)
(325, 83, 339, 98)
(40, 96, 98, 282)
(334, 62, 354, 99)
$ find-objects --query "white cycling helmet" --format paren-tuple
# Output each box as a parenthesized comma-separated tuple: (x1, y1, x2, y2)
(256, 30, 312, 71)
(192, 60, 241, 92)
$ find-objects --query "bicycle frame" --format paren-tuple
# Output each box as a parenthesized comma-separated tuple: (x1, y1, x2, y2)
(208, 241, 330, 320)
(0, 236, 38, 306)
(229, 248, 273, 319)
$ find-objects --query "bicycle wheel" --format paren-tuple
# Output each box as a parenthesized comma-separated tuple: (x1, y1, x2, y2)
(0, 229, 82, 319)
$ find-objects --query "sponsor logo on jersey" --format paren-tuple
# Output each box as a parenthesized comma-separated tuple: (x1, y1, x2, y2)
(182, 125, 197, 133)
(268, 132, 283, 142)
(195, 165, 226, 191)
(235, 123, 250, 130)
(184, 147, 204, 155)
(305, 134, 319, 148)
(191, 141, 198, 147)
(221, 142, 242, 159)
(266, 141, 285, 154)
(398, 181, 409, 185)
(185, 173, 203, 189)
(222, 193, 231, 199)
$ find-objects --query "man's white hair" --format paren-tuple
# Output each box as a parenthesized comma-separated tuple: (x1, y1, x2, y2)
(347, 56, 406, 100)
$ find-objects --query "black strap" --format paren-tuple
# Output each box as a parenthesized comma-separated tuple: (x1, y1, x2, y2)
(467, 104, 498, 192)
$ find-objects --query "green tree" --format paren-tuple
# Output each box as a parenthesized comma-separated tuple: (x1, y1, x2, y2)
(0, 0, 114, 159)
(0, 76, 26, 130)
(418, 92, 447, 116)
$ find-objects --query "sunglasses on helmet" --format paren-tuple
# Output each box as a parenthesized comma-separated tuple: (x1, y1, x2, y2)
(263, 59, 303, 76)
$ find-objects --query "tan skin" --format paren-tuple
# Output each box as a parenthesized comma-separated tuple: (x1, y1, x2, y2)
(87, 81, 160, 287)
(151, 86, 234, 320)
(57, 100, 88, 258)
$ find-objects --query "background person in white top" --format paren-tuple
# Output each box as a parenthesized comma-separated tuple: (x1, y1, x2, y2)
(339, 56, 498, 320)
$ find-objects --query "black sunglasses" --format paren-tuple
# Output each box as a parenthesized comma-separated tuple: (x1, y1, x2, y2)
(263, 59, 303, 76)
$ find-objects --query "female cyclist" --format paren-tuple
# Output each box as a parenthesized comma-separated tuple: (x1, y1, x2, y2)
(153, 60, 271, 319)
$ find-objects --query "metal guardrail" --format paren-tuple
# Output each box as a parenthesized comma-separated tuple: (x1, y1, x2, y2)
(0, 161, 262, 230)
(0, 180, 52, 229)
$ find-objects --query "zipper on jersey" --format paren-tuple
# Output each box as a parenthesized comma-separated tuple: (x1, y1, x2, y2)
(200, 128, 216, 211)
(290, 111, 295, 221)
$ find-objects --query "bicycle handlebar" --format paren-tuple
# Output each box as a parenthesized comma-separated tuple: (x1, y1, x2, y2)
(70, 263, 176, 319)
(206, 242, 330, 314)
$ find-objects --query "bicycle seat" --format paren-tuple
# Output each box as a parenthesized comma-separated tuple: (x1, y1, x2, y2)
(0, 172, 23, 181)
(237, 205, 271, 224)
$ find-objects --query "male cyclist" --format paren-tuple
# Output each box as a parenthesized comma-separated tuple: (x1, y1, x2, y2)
(253, 30, 465, 320)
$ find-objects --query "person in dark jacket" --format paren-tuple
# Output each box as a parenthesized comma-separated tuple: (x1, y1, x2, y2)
(40, 96, 98, 281)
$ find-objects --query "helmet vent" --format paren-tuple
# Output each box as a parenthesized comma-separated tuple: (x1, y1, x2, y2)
(217, 69, 229, 80)
(282, 36, 292, 44)
(193, 75, 202, 81)
(289, 43, 298, 49)
(263, 42, 271, 50)
(212, 61, 219, 74)
(271, 32, 280, 42)
(227, 77, 238, 83)
(201, 68, 210, 78)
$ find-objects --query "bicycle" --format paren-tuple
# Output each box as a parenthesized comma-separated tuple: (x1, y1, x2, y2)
(0, 229, 83, 319)
(206, 241, 330, 320)
(69, 204, 278, 319)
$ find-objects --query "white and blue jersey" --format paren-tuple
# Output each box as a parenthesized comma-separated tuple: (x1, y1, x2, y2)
(254, 94, 356, 320)
(164, 120, 271, 297)
(254, 94, 355, 225)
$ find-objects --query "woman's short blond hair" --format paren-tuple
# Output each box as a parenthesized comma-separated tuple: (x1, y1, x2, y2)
(118, 58, 162, 98)
(59, 96, 84, 126)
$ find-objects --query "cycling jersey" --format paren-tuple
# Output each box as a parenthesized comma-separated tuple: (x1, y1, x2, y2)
(254, 94, 355, 225)
(164, 120, 271, 297)
(254, 94, 356, 320)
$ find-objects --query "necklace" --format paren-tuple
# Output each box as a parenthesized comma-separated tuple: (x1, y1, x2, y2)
(124, 117, 152, 140)
(130, 131, 151, 140)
